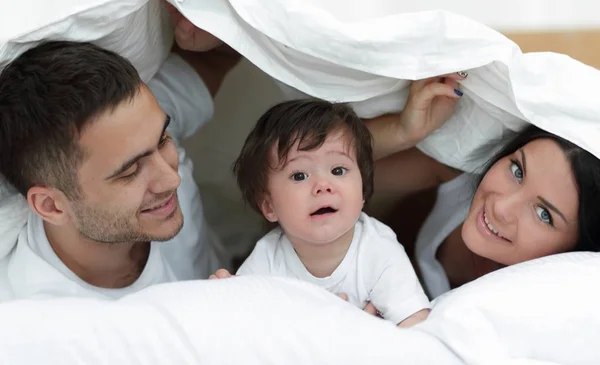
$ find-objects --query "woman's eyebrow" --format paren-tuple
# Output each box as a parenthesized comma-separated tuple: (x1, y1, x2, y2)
(538, 196, 567, 224)
(523, 148, 568, 224)
(520, 149, 527, 174)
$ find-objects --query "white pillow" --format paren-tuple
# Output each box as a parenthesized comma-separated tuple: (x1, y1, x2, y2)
(0, 253, 598, 364)
(0, 277, 459, 365)
(423, 252, 600, 364)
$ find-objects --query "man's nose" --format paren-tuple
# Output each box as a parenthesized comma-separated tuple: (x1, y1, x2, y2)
(148, 154, 181, 194)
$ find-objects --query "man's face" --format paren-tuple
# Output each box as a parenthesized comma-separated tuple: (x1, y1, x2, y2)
(70, 85, 183, 243)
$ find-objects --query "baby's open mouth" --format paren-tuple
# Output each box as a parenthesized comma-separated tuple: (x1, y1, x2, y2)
(310, 206, 338, 216)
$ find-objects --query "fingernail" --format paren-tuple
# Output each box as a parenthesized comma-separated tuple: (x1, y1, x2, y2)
(457, 71, 468, 78)
(454, 89, 463, 97)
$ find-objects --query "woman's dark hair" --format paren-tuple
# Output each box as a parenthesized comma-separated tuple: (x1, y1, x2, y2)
(233, 99, 373, 215)
(477, 125, 600, 252)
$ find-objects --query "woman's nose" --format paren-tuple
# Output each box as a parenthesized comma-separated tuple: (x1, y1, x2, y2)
(492, 190, 521, 225)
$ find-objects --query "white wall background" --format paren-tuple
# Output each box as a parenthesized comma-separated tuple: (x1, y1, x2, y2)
(182, 60, 285, 258)
(301, 0, 600, 30)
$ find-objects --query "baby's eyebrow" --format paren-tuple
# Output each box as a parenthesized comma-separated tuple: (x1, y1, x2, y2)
(327, 150, 349, 157)
(327, 150, 355, 162)
(285, 155, 310, 165)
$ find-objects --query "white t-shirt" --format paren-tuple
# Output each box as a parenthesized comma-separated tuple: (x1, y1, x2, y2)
(414, 173, 475, 299)
(237, 213, 430, 324)
(0, 53, 225, 301)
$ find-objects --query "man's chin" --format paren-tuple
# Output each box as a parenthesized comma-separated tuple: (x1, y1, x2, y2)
(145, 208, 184, 242)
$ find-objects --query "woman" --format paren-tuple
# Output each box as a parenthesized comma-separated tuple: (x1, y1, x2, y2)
(367, 75, 600, 299)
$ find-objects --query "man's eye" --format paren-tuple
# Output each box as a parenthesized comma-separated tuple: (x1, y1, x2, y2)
(121, 165, 140, 181)
(291, 172, 308, 181)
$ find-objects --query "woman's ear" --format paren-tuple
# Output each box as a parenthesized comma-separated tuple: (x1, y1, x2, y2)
(27, 186, 71, 226)
(259, 195, 278, 223)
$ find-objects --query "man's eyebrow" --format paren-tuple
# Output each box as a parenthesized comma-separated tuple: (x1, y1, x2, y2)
(538, 196, 568, 224)
(159, 115, 171, 144)
(105, 115, 171, 180)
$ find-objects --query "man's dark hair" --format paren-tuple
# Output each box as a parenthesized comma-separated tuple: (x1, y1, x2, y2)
(0, 40, 143, 198)
(233, 99, 374, 214)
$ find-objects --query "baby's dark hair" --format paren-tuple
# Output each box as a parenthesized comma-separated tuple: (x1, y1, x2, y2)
(233, 99, 373, 214)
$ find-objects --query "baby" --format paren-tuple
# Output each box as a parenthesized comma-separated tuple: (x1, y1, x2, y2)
(227, 99, 430, 327)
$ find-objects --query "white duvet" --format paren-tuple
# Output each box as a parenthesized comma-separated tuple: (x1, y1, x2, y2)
(1, 0, 600, 363)
(0, 252, 598, 364)
(172, 0, 600, 171)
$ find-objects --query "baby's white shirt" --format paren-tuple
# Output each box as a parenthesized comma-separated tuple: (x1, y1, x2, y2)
(237, 213, 430, 324)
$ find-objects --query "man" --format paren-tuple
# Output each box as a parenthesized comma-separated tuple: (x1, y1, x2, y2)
(0, 38, 238, 300)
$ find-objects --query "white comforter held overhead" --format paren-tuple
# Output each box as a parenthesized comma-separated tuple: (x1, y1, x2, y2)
(1, 0, 600, 364)
(168, 0, 600, 171)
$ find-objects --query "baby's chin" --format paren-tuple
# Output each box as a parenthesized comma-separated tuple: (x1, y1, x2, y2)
(296, 227, 355, 246)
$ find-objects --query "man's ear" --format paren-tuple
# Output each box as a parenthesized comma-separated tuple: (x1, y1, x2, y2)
(259, 195, 278, 223)
(27, 186, 71, 226)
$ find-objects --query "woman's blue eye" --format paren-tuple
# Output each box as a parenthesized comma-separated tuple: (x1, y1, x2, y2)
(291, 172, 308, 181)
(510, 161, 523, 181)
(332, 167, 347, 176)
(536, 206, 553, 226)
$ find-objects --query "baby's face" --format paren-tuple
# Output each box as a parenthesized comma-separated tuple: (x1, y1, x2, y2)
(260, 131, 364, 246)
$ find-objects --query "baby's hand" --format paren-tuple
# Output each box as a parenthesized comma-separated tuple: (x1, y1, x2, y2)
(208, 269, 234, 280)
(337, 292, 381, 317)
(397, 308, 430, 328)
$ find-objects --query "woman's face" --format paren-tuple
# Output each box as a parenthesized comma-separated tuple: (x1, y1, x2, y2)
(462, 138, 579, 266)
